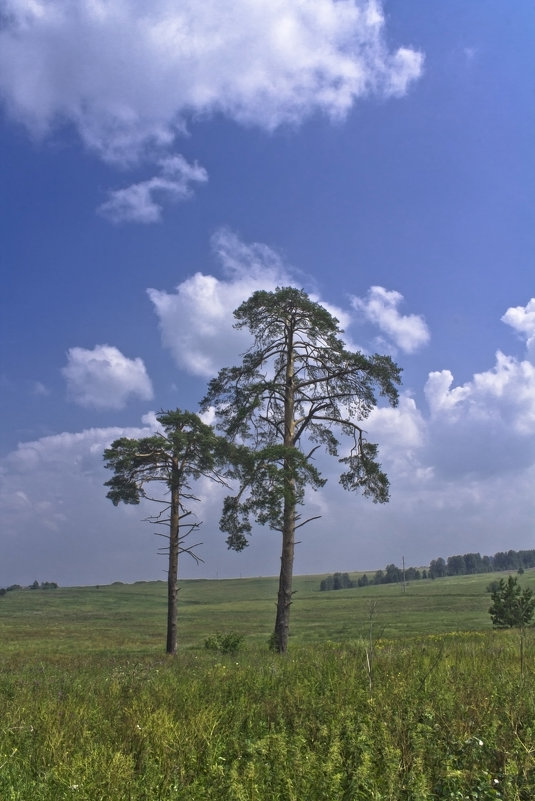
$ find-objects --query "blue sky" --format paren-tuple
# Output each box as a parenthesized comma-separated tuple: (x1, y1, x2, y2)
(1, 0, 534, 587)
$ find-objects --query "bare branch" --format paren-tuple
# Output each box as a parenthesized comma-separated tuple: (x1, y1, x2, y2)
(295, 515, 322, 530)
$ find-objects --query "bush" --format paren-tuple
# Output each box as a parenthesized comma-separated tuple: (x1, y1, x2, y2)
(489, 575, 535, 629)
(204, 632, 245, 654)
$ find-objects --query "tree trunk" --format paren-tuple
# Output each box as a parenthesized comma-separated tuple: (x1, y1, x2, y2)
(274, 320, 296, 654)
(274, 479, 295, 653)
(166, 460, 180, 655)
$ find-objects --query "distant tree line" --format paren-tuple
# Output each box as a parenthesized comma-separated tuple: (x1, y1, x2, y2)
(320, 564, 425, 591)
(320, 548, 535, 591)
(428, 549, 535, 578)
(0, 581, 58, 596)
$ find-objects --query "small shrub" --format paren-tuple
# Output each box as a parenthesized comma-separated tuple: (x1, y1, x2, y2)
(204, 632, 245, 654)
(489, 575, 535, 629)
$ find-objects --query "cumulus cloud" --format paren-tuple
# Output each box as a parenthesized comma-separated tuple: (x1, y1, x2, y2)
(3, 423, 154, 481)
(62, 345, 154, 409)
(0, 0, 423, 164)
(148, 228, 295, 376)
(0, 418, 162, 585)
(311, 305, 535, 567)
(423, 350, 535, 479)
(318, 299, 535, 562)
(365, 394, 428, 478)
(426, 353, 535, 435)
(98, 154, 208, 223)
(502, 298, 535, 362)
(351, 285, 430, 353)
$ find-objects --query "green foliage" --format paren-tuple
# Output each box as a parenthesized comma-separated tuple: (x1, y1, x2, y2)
(218, 445, 326, 551)
(204, 631, 245, 654)
(103, 409, 232, 508)
(1, 634, 535, 799)
(320, 572, 355, 591)
(0, 581, 58, 594)
(321, 563, 425, 591)
(430, 548, 535, 577)
(489, 575, 535, 629)
(429, 557, 447, 578)
(203, 286, 401, 548)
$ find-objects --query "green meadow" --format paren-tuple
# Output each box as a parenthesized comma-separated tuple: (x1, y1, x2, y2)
(1, 571, 535, 799)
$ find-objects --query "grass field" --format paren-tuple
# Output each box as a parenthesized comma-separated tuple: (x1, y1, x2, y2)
(2, 570, 530, 655)
(1, 571, 535, 799)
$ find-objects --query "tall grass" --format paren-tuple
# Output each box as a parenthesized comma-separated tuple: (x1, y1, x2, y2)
(1, 633, 535, 799)
(1, 574, 535, 798)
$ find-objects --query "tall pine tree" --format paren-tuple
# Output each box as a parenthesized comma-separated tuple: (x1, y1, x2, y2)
(203, 287, 401, 652)
(104, 410, 231, 654)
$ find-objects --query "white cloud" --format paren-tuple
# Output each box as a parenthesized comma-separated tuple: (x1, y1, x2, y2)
(313, 301, 535, 567)
(351, 285, 430, 353)
(502, 298, 535, 363)
(423, 350, 535, 479)
(0, 0, 423, 163)
(366, 394, 427, 473)
(0, 419, 163, 585)
(4, 424, 155, 479)
(426, 353, 535, 435)
(98, 154, 208, 223)
(148, 228, 295, 376)
(62, 345, 154, 409)
(424, 370, 471, 420)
